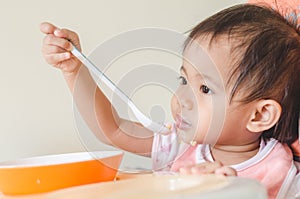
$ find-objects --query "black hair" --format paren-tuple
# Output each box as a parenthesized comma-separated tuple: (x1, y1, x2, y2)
(186, 4, 300, 144)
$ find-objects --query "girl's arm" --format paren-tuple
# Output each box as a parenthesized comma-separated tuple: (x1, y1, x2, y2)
(40, 22, 154, 156)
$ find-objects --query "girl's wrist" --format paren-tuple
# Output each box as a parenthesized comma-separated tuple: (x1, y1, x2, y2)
(62, 64, 81, 78)
(62, 65, 82, 93)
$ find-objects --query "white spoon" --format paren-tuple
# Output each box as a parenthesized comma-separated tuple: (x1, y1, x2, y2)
(71, 44, 169, 134)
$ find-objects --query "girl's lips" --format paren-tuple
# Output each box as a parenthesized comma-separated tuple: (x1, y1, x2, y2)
(175, 114, 192, 130)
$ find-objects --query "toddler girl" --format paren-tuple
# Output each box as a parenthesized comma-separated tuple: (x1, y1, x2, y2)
(40, 4, 299, 198)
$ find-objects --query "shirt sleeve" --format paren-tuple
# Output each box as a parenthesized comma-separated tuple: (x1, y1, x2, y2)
(285, 162, 300, 198)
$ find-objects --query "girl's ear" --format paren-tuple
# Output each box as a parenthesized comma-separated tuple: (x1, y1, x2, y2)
(246, 100, 282, 133)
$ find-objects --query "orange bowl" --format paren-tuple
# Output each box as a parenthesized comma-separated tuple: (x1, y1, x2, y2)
(0, 151, 123, 195)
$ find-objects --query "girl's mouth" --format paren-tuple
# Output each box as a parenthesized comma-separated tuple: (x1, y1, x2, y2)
(175, 114, 192, 130)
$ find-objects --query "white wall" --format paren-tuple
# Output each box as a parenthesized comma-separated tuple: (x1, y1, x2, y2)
(0, 0, 245, 165)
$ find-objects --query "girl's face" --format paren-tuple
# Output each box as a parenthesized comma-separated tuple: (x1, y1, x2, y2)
(171, 36, 260, 146)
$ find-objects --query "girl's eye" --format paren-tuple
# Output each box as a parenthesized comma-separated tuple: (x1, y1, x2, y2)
(178, 76, 187, 85)
(200, 85, 212, 94)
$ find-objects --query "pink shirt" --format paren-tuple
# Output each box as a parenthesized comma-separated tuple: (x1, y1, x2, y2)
(152, 128, 300, 198)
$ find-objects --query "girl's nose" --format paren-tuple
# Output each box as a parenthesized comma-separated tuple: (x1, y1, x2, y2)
(180, 98, 193, 110)
(171, 86, 194, 115)
(172, 93, 193, 111)
(177, 86, 194, 110)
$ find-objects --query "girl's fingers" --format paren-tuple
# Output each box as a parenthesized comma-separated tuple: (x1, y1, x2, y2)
(40, 22, 82, 73)
(192, 161, 223, 174)
(44, 52, 71, 66)
(40, 22, 81, 52)
(191, 166, 213, 174)
(179, 167, 192, 175)
(179, 161, 224, 175)
(40, 22, 58, 34)
(42, 44, 66, 55)
(215, 166, 237, 176)
(43, 34, 72, 51)
(191, 165, 209, 174)
(54, 29, 81, 51)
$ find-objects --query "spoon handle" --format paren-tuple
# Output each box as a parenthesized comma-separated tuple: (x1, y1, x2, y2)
(71, 44, 169, 134)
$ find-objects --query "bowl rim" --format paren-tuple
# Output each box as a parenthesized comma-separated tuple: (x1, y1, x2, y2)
(0, 151, 123, 169)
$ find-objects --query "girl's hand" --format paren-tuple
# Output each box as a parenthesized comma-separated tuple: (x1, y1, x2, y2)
(179, 161, 237, 176)
(40, 22, 82, 75)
